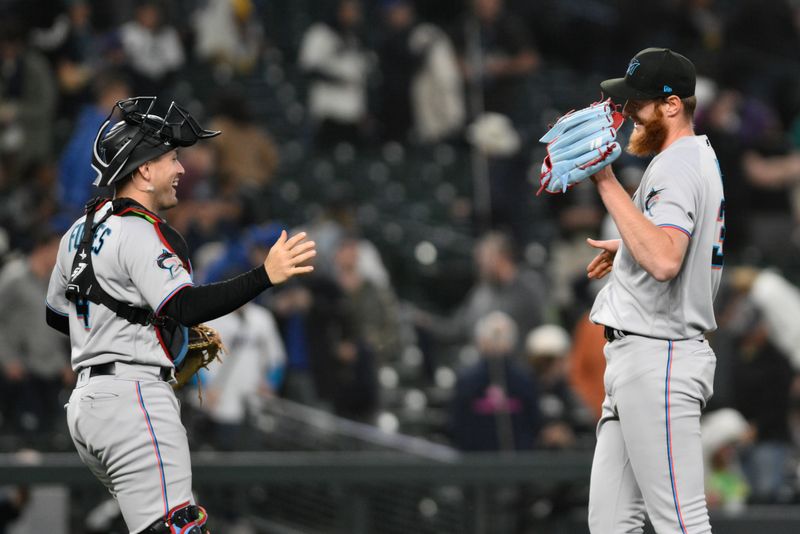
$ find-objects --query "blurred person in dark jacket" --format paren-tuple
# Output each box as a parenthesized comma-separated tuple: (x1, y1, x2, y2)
(377, 0, 464, 143)
(0, 486, 29, 533)
(0, 229, 73, 443)
(333, 234, 403, 365)
(452, 0, 539, 117)
(413, 231, 547, 355)
(731, 311, 796, 503)
(0, 17, 57, 182)
(57, 70, 130, 218)
(271, 274, 379, 422)
(524, 324, 593, 449)
(450, 311, 540, 451)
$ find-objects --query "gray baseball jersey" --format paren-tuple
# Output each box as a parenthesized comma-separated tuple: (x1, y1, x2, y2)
(588, 135, 725, 534)
(46, 201, 193, 371)
(48, 201, 199, 532)
(590, 135, 725, 338)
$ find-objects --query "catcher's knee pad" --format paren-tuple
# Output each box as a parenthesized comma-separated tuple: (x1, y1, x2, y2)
(142, 503, 209, 534)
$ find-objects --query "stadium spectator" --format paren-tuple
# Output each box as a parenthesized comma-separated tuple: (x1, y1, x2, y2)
(449, 311, 540, 451)
(118, 0, 185, 96)
(701, 408, 752, 512)
(524, 324, 593, 449)
(730, 309, 796, 503)
(377, 0, 464, 143)
(300, 194, 391, 288)
(0, 486, 29, 533)
(56, 70, 130, 218)
(31, 0, 96, 109)
(332, 235, 403, 365)
(208, 89, 280, 214)
(0, 17, 57, 183)
(193, 0, 267, 77)
(413, 231, 547, 354)
(272, 274, 378, 422)
(452, 0, 539, 118)
(197, 302, 287, 451)
(298, 0, 371, 148)
(0, 230, 72, 446)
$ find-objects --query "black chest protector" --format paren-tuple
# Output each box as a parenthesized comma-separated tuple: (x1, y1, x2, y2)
(65, 197, 190, 362)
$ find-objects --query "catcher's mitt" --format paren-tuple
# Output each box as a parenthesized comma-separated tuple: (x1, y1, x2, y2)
(537, 99, 625, 195)
(172, 324, 225, 390)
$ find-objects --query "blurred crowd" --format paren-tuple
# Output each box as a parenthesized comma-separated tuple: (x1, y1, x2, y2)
(1, 0, 800, 527)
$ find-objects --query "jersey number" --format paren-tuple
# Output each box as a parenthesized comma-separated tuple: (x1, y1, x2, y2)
(712, 199, 725, 269)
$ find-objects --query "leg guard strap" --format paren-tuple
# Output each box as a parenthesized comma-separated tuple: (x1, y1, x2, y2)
(142, 503, 209, 534)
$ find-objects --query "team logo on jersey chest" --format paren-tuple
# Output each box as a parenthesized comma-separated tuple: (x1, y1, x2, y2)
(157, 249, 183, 279)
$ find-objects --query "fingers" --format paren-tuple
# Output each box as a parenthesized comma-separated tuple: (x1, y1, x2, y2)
(292, 265, 314, 274)
(284, 231, 308, 249)
(586, 254, 605, 272)
(291, 249, 316, 266)
(587, 251, 613, 279)
(586, 237, 609, 250)
(586, 249, 611, 270)
(588, 263, 612, 279)
(265, 231, 316, 284)
(290, 240, 316, 257)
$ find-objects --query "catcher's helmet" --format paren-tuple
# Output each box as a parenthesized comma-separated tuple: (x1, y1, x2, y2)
(91, 96, 220, 187)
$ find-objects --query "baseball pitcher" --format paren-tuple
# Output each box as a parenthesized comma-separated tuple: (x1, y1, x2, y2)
(538, 48, 724, 532)
(587, 48, 723, 534)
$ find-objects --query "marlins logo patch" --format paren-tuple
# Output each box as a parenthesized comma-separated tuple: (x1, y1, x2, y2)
(626, 58, 641, 77)
(157, 249, 184, 279)
(645, 187, 665, 215)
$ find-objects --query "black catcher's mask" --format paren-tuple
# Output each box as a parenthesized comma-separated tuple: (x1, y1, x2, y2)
(91, 96, 220, 187)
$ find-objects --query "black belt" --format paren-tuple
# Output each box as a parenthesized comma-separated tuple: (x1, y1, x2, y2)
(603, 326, 632, 342)
(89, 362, 172, 381)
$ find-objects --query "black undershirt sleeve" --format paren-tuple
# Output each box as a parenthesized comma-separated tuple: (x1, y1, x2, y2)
(46, 307, 70, 335)
(163, 266, 273, 326)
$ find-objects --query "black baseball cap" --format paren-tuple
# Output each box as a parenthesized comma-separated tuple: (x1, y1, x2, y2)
(601, 47, 696, 101)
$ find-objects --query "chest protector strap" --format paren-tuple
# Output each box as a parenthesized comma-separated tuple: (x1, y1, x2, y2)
(65, 197, 167, 326)
(64, 197, 186, 362)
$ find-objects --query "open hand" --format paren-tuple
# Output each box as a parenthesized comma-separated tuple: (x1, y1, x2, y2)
(586, 238, 620, 279)
(264, 230, 316, 285)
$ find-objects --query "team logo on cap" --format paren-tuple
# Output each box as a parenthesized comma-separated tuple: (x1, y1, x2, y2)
(157, 249, 184, 279)
(626, 58, 641, 77)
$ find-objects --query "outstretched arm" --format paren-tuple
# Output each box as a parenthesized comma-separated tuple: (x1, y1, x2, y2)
(164, 231, 315, 325)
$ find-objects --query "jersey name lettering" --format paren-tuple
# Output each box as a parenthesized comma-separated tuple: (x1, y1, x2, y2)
(68, 223, 112, 254)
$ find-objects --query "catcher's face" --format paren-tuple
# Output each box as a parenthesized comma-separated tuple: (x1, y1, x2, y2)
(147, 149, 185, 210)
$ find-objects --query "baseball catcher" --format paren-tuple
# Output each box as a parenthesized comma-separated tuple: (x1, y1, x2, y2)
(537, 99, 625, 195)
(46, 95, 316, 534)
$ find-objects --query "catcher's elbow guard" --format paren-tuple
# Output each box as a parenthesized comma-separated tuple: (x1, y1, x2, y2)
(142, 503, 209, 534)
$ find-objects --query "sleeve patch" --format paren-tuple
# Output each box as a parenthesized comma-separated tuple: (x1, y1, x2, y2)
(644, 187, 666, 215)
(156, 249, 185, 279)
(155, 222, 192, 274)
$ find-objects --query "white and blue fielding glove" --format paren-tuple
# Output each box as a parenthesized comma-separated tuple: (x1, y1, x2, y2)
(537, 99, 625, 195)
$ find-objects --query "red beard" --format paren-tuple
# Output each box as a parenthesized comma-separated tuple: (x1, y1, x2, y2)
(626, 106, 668, 157)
